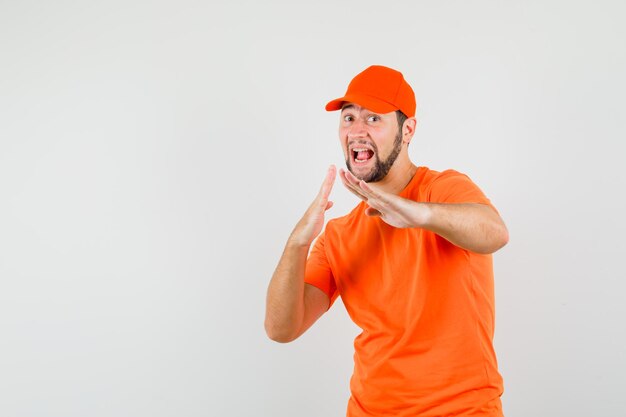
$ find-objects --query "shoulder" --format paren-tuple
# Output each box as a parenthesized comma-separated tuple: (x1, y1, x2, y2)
(423, 168, 492, 205)
(431, 168, 482, 188)
(403, 166, 468, 201)
(405, 166, 471, 191)
(426, 167, 471, 183)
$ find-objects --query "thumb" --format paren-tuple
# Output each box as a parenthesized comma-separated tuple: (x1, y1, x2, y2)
(365, 207, 381, 217)
(325, 201, 334, 211)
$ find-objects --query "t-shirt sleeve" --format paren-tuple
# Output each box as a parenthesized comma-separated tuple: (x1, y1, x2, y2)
(304, 232, 339, 309)
(428, 169, 498, 212)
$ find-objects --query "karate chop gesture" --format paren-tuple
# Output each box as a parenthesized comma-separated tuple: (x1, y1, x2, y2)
(339, 168, 423, 229)
(289, 165, 336, 247)
(339, 168, 508, 253)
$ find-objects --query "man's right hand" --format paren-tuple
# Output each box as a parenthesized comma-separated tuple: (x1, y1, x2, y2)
(265, 165, 336, 342)
(288, 165, 336, 247)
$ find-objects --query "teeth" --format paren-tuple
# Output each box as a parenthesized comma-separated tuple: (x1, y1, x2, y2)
(353, 148, 370, 152)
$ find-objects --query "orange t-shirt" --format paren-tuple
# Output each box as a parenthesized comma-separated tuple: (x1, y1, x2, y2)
(305, 167, 504, 417)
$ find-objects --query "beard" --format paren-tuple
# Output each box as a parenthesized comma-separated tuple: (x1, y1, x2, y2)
(346, 130, 403, 183)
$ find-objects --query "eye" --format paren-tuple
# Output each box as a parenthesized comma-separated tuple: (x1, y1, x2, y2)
(343, 115, 354, 122)
(367, 115, 380, 122)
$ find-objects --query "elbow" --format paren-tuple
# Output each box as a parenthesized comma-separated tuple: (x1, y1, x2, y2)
(500, 225, 510, 248)
(264, 320, 298, 344)
(471, 224, 509, 255)
(495, 222, 510, 251)
(485, 224, 509, 254)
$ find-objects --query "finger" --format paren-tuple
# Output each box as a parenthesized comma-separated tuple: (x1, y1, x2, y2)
(325, 201, 334, 211)
(341, 179, 367, 201)
(341, 169, 377, 195)
(342, 169, 362, 189)
(339, 169, 366, 195)
(357, 178, 387, 202)
(342, 170, 381, 201)
(339, 170, 368, 201)
(317, 165, 336, 201)
(365, 207, 382, 217)
(344, 183, 368, 201)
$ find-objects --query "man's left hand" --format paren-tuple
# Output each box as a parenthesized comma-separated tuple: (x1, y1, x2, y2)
(339, 168, 426, 228)
(339, 168, 509, 254)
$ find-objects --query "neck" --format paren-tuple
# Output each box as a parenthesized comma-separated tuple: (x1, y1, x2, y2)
(370, 154, 417, 195)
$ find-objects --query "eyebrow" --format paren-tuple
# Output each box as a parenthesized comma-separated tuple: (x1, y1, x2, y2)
(341, 104, 356, 113)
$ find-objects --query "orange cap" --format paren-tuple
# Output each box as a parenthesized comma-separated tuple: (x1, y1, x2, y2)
(325, 65, 416, 117)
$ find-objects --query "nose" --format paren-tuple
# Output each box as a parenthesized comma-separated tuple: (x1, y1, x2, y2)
(347, 118, 367, 139)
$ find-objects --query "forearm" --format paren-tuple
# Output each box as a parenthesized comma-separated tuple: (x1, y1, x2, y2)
(264, 239, 309, 343)
(413, 202, 509, 254)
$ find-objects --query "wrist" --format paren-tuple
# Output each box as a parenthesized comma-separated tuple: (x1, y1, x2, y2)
(408, 201, 432, 229)
(286, 234, 312, 250)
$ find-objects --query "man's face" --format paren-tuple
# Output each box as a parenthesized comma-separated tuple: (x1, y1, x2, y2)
(339, 104, 403, 183)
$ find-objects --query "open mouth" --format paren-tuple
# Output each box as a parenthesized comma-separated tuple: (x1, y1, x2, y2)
(352, 147, 375, 164)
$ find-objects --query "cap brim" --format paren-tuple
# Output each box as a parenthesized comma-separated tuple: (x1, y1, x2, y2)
(325, 94, 398, 114)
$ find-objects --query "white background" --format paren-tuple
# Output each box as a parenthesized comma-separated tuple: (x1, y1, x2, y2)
(1, 1, 625, 416)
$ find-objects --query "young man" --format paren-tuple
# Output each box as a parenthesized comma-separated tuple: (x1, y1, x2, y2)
(265, 65, 509, 417)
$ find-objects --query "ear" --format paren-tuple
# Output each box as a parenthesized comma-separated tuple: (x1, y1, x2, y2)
(403, 117, 417, 144)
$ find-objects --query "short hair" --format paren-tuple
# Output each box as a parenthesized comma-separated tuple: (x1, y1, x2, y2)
(396, 110, 408, 133)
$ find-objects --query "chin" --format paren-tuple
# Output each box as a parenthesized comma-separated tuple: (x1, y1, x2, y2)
(347, 166, 378, 183)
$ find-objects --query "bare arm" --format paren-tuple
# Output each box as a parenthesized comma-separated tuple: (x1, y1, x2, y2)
(264, 166, 336, 343)
(339, 169, 508, 254)
(415, 202, 508, 254)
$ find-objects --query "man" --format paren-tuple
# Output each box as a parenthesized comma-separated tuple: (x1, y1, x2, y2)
(265, 65, 509, 417)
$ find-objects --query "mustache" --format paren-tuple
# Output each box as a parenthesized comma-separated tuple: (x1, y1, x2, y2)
(347, 140, 379, 153)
